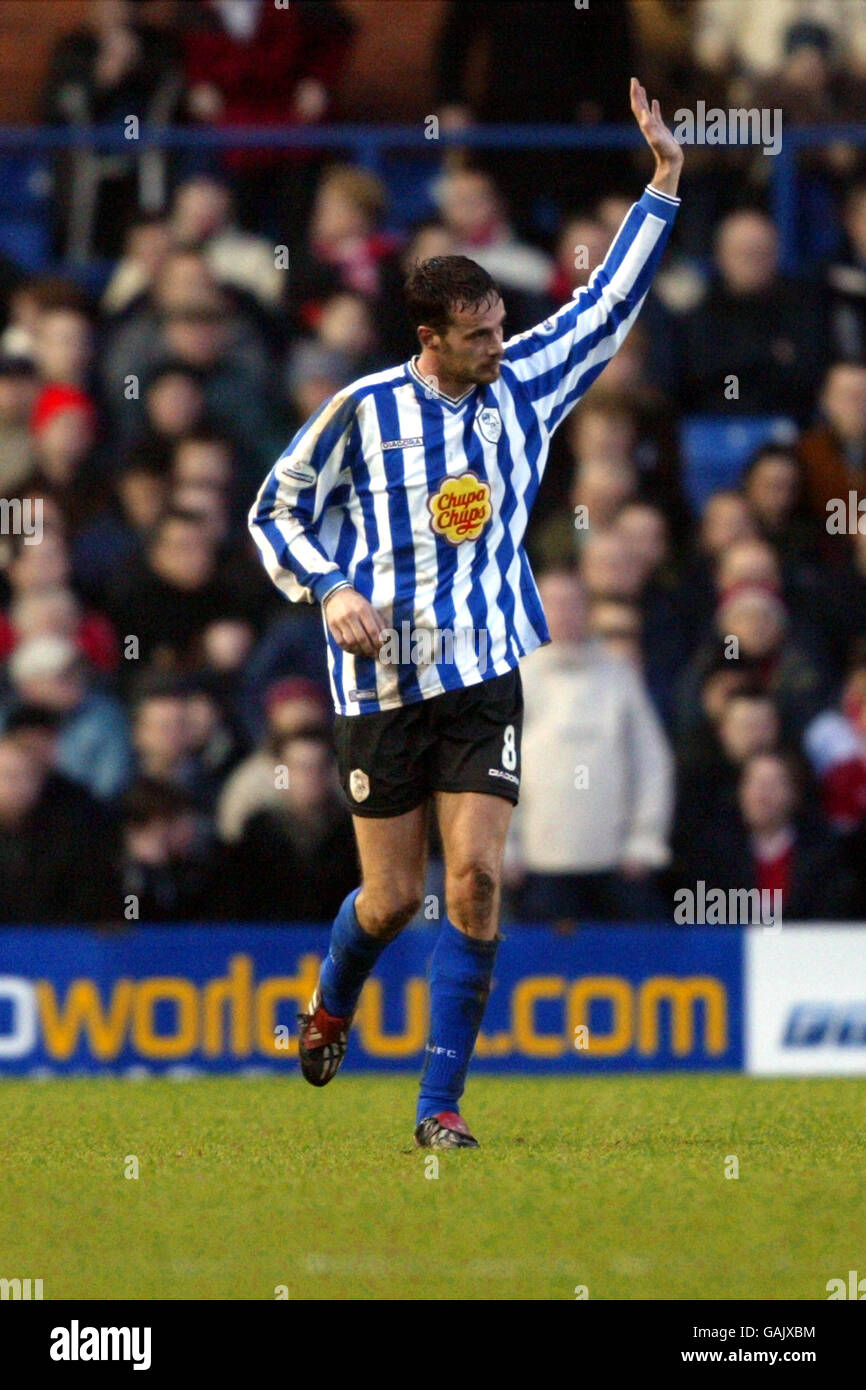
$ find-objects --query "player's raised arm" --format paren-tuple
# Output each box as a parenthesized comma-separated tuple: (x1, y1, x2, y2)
(502, 79, 684, 438)
(629, 76, 683, 199)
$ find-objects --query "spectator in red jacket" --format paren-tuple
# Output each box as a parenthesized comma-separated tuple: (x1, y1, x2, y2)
(805, 659, 866, 832)
(180, 0, 356, 242)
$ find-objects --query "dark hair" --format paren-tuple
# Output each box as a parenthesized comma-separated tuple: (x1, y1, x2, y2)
(121, 438, 173, 478)
(144, 358, 208, 391)
(721, 686, 777, 711)
(275, 728, 335, 760)
(5, 704, 62, 734)
(174, 427, 234, 455)
(404, 256, 501, 334)
(151, 505, 209, 538)
(122, 776, 194, 826)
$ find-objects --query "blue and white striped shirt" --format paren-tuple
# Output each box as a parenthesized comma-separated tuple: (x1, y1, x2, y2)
(250, 185, 680, 715)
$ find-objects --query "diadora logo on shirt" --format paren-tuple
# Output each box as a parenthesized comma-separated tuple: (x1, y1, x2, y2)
(428, 471, 492, 545)
(382, 437, 424, 450)
(476, 407, 502, 443)
(280, 460, 317, 485)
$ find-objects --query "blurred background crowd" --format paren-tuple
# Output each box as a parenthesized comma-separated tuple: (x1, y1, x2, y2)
(2, 0, 866, 925)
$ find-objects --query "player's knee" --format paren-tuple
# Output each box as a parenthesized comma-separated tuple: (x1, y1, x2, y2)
(447, 860, 498, 932)
(358, 883, 422, 939)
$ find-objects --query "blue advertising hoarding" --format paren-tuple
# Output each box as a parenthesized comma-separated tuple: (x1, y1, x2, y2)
(0, 924, 742, 1074)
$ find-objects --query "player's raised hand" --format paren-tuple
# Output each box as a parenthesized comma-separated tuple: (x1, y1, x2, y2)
(629, 77, 683, 196)
(323, 586, 388, 659)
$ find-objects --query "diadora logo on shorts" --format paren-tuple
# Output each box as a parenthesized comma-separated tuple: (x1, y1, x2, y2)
(476, 407, 502, 443)
(488, 768, 519, 785)
(382, 437, 423, 450)
(428, 471, 492, 545)
(349, 768, 370, 801)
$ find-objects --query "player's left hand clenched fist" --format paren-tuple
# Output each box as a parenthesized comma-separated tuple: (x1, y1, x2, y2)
(323, 586, 388, 659)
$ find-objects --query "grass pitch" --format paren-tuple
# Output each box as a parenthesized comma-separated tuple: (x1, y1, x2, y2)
(2, 1074, 864, 1300)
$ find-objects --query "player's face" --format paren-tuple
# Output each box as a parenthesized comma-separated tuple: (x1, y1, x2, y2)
(436, 296, 506, 387)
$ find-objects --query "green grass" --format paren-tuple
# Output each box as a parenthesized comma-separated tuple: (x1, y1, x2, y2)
(1, 1074, 864, 1300)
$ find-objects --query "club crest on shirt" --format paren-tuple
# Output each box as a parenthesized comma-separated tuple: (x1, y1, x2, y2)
(427, 471, 492, 545)
(476, 407, 502, 443)
(349, 768, 370, 801)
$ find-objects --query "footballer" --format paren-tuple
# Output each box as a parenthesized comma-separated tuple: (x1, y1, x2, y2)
(249, 79, 684, 1149)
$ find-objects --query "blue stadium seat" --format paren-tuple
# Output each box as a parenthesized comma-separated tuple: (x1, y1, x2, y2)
(0, 155, 52, 270)
(380, 157, 437, 230)
(0, 218, 49, 271)
(680, 414, 799, 514)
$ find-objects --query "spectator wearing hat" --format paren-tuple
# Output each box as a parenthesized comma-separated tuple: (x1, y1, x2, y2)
(24, 382, 102, 536)
(677, 582, 830, 742)
(284, 341, 356, 434)
(284, 291, 385, 425)
(217, 677, 330, 843)
(2, 633, 133, 801)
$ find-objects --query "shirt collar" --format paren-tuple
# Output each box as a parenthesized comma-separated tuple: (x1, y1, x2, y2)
(408, 356, 476, 406)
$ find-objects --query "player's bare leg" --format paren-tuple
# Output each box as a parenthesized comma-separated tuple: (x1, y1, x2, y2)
(437, 790, 512, 941)
(353, 803, 430, 938)
(414, 791, 513, 1148)
(298, 804, 429, 1086)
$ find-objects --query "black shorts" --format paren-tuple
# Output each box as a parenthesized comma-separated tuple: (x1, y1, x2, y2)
(334, 668, 523, 818)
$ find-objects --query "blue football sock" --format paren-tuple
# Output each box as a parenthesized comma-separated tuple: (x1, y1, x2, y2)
(319, 889, 389, 1018)
(417, 919, 498, 1124)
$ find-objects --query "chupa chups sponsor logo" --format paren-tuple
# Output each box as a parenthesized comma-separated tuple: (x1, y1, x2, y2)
(428, 471, 492, 544)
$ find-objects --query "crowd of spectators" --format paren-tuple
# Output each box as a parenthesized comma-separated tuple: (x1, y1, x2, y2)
(2, 0, 866, 924)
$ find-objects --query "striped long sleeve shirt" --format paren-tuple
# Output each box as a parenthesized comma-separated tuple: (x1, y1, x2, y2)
(249, 184, 680, 715)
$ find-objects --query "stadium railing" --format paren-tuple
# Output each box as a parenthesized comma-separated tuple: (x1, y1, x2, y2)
(1, 122, 866, 270)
